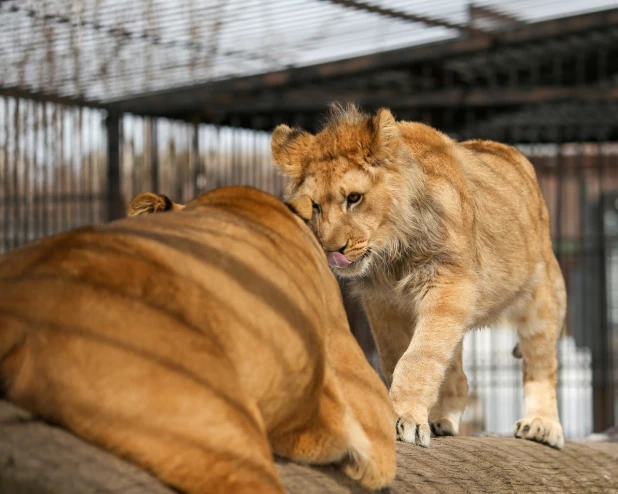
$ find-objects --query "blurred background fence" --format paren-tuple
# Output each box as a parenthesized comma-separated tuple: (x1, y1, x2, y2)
(1, 0, 617, 440)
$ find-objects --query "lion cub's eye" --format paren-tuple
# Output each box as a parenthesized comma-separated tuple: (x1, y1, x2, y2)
(312, 200, 321, 214)
(347, 193, 362, 205)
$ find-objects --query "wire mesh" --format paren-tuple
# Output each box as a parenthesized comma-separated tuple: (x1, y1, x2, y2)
(2, 0, 617, 103)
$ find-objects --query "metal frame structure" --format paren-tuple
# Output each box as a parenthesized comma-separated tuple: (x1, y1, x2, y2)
(104, 7, 618, 137)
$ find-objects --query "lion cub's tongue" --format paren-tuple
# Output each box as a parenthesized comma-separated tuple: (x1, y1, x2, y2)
(328, 252, 352, 268)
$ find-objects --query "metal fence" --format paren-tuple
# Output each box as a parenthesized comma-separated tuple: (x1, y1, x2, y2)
(0, 96, 286, 253)
(0, 97, 107, 251)
(1, 93, 616, 440)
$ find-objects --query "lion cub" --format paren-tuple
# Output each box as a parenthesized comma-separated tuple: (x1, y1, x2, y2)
(272, 104, 566, 449)
(0, 186, 396, 493)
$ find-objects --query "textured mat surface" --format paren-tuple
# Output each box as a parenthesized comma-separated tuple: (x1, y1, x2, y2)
(1, 401, 616, 493)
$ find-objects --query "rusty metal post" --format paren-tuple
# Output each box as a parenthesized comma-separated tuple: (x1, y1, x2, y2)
(2, 98, 10, 253)
(594, 139, 615, 433)
(150, 118, 159, 193)
(106, 111, 122, 221)
(192, 121, 200, 196)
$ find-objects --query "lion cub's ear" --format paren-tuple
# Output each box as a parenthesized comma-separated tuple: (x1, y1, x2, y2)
(285, 195, 313, 224)
(370, 108, 401, 163)
(128, 192, 185, 217)
(271, 125, 314, 179)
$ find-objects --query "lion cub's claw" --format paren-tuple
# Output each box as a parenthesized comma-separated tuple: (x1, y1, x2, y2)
(514, 417, 564, 449)
(396, 417, 431, 447)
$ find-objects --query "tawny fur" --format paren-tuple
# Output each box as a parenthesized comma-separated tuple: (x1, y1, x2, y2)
(0, 186, 397, 493)
(272, 104, 566, 449)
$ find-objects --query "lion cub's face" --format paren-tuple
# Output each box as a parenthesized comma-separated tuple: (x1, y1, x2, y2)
(293, 162, 391, 278)
(272, 106, 404, 278)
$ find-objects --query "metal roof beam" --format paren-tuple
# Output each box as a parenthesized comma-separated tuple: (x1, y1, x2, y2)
(468, 4, 522, 31)
(318, 0, 489, 37)
(106, 6, 618, 117)
(0, 86, 107, 110)
(112, 84, 618, 124)
(201, 84, 618, 114)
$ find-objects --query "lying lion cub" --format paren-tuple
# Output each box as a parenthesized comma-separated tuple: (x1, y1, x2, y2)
(272, 104, 566, 449)
(0, 186, 396, 493)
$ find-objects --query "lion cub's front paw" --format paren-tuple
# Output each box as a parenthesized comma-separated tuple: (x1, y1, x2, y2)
(430, 419, 456, 437)
(396, 417, 431, 447)
(514, 417, 564, 449)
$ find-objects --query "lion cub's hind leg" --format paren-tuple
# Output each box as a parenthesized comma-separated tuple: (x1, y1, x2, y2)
(12, 333, 285, 494)
(103, 396, 285, 494)
(429, 340, 468, 437)
(271, 365, 394, 491)
(512, 258, 565, 449)
(270, 371, 352, 466)
(332, 329, 398, 490)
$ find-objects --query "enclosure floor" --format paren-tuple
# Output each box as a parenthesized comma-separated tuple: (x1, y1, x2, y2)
(0, 400, 616, 493)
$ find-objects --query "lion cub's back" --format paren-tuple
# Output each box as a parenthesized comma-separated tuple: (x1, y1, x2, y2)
(460, 139, 544, 208)
(105, 196, 332, 430)
(0, 190, 333, 434)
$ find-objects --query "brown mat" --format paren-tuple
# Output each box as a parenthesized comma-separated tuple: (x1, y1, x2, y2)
(1, 401, 616, 493)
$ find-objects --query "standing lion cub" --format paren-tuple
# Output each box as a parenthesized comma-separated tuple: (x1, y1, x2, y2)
(272, 104, 566, 449)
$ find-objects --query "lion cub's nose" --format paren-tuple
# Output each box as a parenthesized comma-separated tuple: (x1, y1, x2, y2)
(327, 242, 348, 254)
